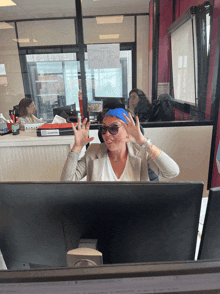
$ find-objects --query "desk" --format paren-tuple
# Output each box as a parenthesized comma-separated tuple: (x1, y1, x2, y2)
(0, 131, 75, 181)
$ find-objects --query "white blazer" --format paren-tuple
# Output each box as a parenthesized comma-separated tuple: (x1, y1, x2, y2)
(60, 142, 180, 182)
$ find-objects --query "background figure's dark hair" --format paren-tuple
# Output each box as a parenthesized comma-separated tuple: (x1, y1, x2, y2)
(96, 99, 125, 123)
(128, 88, 152, 122)
(148, 94, 175, 122)
(18, 97, 33, 117)
(129, 88, 148, 101)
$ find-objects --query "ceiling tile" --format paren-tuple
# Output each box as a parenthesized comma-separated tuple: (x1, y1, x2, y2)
(0, 0, 149, 21)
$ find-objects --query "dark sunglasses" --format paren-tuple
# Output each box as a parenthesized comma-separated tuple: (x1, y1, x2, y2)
(100, 124, 122, 135)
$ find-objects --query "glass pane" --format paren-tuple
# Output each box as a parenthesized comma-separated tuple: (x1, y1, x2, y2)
(83, 16, 135, 44)
(17, 19, 76, 47)
(26, 53, 79, 122)
(85, 50, 132, 100)
(85, 50, 132, 121)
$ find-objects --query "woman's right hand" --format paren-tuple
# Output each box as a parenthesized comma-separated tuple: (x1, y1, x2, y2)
(71, 117, 94, 152)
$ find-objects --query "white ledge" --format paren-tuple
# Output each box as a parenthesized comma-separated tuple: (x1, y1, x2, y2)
(0, 131, 74, 147)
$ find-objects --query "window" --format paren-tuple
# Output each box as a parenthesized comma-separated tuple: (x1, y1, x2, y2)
(26, 53, 79, 122)
(84, 50, 132, 101)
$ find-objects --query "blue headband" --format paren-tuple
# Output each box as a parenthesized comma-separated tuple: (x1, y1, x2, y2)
(104, 108, 129, 124)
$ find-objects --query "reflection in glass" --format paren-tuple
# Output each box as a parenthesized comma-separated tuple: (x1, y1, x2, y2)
(26, 53, 79, 122)
(85, 50, 132, 101)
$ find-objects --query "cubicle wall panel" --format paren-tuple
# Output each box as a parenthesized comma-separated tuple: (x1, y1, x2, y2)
(144, 126, 213, 196)
(0, 144, 70, 182)
(91, 125, 212, 195)
(0, 125, 213, 185)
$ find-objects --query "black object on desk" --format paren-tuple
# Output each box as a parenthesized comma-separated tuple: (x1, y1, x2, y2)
(1, 131, 12, 136)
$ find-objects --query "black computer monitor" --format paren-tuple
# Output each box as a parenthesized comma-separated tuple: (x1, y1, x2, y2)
(198, 187, 220, 260)
(94, 97, 126, 110)
(2, 259, 220, 293)
(53, 104, 77, 122)
(0, 182, 203, 270)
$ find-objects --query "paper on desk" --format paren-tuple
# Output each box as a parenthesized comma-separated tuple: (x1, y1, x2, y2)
(52, 115, 67, 124)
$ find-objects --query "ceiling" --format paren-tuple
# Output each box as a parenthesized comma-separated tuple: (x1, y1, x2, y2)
(0, 0, 150, 22)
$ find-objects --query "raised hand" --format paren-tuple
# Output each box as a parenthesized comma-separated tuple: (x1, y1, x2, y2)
(123, 113, 146, 145)
(71, 118, 94, 152)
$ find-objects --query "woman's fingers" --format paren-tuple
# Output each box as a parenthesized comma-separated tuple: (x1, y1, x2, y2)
(81, 117, 87, 129)
(128, 113, 135, 125)
(123, 113, 131, 124)
(77, 117, 88, 130)
(87, 136, 95, 143)
(85, 120, 91, 130)
(123, 113, 135, 125)
(135, 115, 140, 129)
(71, 122, 76, 132)
(77, 117, 81, 130)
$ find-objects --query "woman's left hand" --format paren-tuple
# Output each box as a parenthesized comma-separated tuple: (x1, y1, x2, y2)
(123, 113, 147, 145)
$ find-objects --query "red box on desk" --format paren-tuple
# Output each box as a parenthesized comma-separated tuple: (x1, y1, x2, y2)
(37, 123, 76, 137)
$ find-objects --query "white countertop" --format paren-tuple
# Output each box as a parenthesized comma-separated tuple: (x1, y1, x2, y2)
(0, 131, 75, 147)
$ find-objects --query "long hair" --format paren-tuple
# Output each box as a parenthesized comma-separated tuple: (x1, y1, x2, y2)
(128, 89, 152, 122)
(18, 98, 33, 117)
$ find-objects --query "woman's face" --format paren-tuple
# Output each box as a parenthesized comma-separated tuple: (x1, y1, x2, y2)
(129, 92, 139, 107)
(102, 116, 128, 152)
(27, 102, 36, 115)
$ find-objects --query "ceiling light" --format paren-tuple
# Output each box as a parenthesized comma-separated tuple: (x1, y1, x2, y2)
(0, 22, 14, 29)
(0, 0, 17, 7)
(96, 16, 124, 24)
(99, 34, 119, 39)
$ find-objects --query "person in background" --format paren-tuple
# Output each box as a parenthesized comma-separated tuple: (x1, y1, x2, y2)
(148, 94, 175, 122)
(18, 98, 43, 130)
(128, 88, 152, 122)
(60, 108, 179, 182)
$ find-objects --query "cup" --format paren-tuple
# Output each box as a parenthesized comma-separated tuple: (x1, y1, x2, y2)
(11, 123, 20, 135)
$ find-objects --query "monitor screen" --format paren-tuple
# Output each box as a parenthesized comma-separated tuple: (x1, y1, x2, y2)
(0, 182, 203, 270)
(53, 104, 77, 122)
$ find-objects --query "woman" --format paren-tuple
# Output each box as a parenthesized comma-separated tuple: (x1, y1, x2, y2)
(128, 88, 152, 122)
(18, 98, 43, 130)
(61, 108, 179, 181)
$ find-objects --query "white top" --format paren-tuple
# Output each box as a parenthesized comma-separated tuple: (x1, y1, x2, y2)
(18, 115, 43, 130)
(101, 153, 135, 181)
